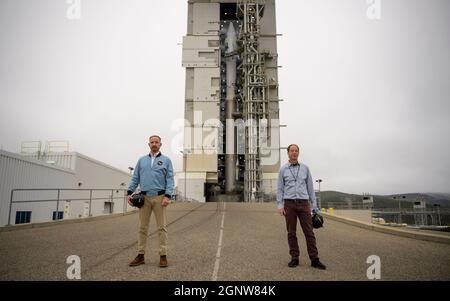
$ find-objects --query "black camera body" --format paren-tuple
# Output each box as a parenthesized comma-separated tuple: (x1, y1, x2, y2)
(312, 213, 324, 229)
(130, 193, 145, 208)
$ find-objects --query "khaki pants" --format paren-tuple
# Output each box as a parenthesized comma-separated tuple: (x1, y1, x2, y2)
(137, 195, 167, 256)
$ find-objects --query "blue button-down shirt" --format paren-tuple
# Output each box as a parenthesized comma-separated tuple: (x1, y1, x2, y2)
(128, 152, 174, 198)
(276, 162, 317, 209)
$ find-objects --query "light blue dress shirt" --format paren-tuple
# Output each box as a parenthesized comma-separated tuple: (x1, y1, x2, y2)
(276, 162, 317, 210)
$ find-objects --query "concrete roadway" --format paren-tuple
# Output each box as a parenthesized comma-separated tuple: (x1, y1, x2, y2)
(0, 202, 449, 281)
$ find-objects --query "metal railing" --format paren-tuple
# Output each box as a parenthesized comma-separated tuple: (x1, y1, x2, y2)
(320, 203, 374, 210)
(7, 188, 130, 226)
(371, 207, 450, 226)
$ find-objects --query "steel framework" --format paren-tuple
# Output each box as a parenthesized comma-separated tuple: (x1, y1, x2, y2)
(237, 0, 269, 202)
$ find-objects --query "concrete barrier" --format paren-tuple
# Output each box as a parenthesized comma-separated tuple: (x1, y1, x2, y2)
(322, 212, 450, 245)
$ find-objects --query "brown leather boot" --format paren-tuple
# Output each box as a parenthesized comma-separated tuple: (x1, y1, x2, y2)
(159, 255, 168, 268)
(129, 254, 145, 267)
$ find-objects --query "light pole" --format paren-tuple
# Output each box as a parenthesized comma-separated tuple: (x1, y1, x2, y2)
(180, 151, 187, 202)
(393, 195, 406, 224)
(434, 204, 441, 226)
(316, 179, 323, 208)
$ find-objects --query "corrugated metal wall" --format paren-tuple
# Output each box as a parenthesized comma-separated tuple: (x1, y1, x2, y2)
(74, 154, 131, 218)
(1, 150, 133, 226)
(0, 150, 76, 226)
(22, 152, 77, 170)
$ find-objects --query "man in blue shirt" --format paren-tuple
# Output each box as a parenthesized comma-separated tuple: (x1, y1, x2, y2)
(127, 135, 174, 268)
(277, 144, 326, 270)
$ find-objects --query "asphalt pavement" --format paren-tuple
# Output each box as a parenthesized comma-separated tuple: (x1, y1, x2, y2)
(0, 202, 449, 281)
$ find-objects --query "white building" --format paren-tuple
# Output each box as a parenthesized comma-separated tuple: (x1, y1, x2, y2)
(0, 150, 132, 226)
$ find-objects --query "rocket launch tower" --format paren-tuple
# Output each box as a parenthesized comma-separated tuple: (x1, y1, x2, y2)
(181, 0, 281, 202)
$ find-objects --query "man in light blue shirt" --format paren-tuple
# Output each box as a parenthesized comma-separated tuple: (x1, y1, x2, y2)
(277, 144, 326, 270)
(127, 135, 174, 268)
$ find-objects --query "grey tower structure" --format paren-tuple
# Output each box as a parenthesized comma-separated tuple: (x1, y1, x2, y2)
(181, 0, 281, 202)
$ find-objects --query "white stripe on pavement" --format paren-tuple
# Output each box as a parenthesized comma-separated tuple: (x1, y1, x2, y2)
(212, 202, 226, 281)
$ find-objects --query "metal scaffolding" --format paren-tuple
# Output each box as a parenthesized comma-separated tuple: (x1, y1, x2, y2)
(237, 0, 269, 202)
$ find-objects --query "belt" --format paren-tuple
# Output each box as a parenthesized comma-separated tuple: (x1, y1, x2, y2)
(284, 199, 309, 203)
(141, 190, 166, 196)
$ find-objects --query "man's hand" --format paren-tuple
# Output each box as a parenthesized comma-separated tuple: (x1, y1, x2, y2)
(162, 197, 171, 207)
(278, 208, 286, 216)
(128, 195, 133, 206)
(312, 208, 320, 215)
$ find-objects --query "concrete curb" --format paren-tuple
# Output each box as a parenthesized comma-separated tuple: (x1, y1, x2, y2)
(0, 210, 138, 233)
(322, 212, 450, 245)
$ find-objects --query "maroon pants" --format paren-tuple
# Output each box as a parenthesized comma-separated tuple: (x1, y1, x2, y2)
(284, 200, 319, 261)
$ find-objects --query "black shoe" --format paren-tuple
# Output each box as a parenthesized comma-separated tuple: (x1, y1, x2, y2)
(288, 258, 299, 268)
(311, 259, 326, 270)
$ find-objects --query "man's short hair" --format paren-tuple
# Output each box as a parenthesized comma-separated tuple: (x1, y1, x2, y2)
(287, 144, 299, 152)
(149, 135, 162, 142)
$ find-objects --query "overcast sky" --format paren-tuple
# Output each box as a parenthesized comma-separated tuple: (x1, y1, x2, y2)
(1, 0, 449, 195)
